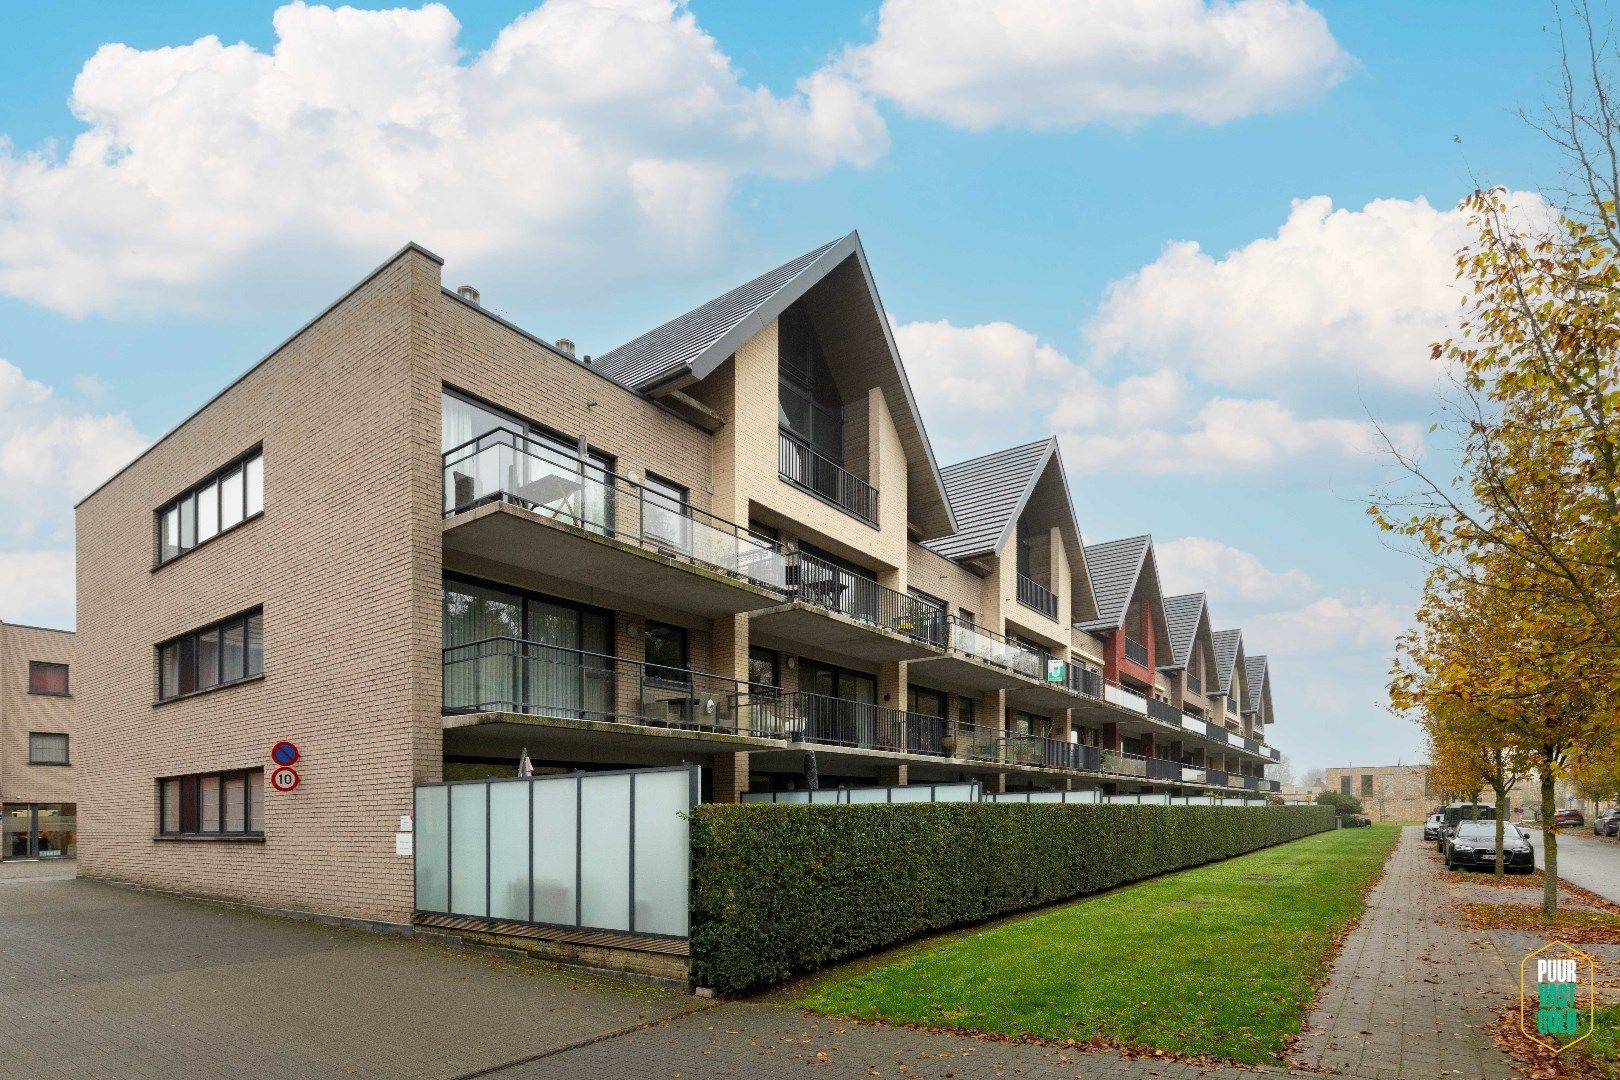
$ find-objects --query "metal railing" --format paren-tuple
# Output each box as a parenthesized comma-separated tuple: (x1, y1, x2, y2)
(1015, 573, 1058, 620)
(1103, 680, 1148, 714)
(1124, 637, 1149, 666)
(778, 430, 877, 526)
(1145, 697, 1183, 726)
(1205, 768, 1228, 786)
(1066, 665, 1103, 698)
(1146, 757, 1184, 781)
(444, 428, 791, 591)
(791, 550, 939, 647)
(944, 615, 1045, 680)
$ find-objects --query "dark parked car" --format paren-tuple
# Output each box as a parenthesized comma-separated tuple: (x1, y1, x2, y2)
(1423, 813, 1444, 842)
(1555, 808, 1585, 828)
(1445, 820, 1535, 873)
(1436, 803, 1497, 852)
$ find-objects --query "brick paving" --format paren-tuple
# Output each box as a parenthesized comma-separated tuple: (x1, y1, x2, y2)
(1290, 827, 1519, 1080)
(1, 829, 1533, 1080)
(0, 875, 698, 1080)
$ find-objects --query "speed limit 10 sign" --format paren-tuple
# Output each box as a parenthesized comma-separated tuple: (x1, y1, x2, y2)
(270, 766, 301, 793)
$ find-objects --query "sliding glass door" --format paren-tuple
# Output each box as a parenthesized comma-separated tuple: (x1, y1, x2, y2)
(443, 576, 612, 718)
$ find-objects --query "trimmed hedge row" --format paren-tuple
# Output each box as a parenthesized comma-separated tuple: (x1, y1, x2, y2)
(690, 802, 1336, 994)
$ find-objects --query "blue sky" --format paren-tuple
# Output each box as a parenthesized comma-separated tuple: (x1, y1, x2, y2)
(0, 0, 1570, 776)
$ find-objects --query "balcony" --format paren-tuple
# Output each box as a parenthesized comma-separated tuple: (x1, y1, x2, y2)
(908, 616, 1046, 694)
(1124, 637, 1149, 667)
(751, 550, 944, 664)
(1015, 573, 1058, 621)
(443, 429, 790, 619)
(778, 430, 877, 527)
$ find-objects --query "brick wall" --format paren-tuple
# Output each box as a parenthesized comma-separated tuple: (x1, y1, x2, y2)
(0, 622, 76, 807)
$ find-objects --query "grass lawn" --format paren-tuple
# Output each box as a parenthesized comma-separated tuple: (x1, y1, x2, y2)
(796, 823, 1401, 1065)
(1570, 1003, 1620, 1078)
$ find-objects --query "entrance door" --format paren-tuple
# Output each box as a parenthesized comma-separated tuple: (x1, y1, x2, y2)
(4, 805, 32, 859)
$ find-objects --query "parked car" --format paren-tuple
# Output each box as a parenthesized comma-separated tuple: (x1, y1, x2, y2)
(1554, 808, 1585, 828)
(1436, 803, 1497, 852)
(1423, 813, 1444, 841)
(1592, 809, 1619, 835)
(1445, 819, 1535, 873)
(1605, 813, 1620, 838)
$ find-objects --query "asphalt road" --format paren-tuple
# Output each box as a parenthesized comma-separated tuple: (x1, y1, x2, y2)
(1526, 827, 1620, 903)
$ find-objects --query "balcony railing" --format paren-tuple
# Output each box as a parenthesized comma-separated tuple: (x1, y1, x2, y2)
(1066, 664, 1103, 698)
(944, 616, 1045, 680)
(444, 428, 791, 591)
(1124, 637, 1149, 667)
(443, 638, 1252, 790)
(1015, 573, 1058, 620)
(1145, 697, 1183, 726)
(1103, 680, 1148, 714)
(778, 430, 877, 526)
(792, 550, 940, 647)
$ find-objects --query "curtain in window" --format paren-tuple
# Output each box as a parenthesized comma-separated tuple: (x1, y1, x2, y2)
(443, 582, 522, 711)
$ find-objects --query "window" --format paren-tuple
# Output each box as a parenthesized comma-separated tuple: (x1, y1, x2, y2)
(1340, 775, 1353, 796)
(157, 770, 263, 838)
(28, 661, 69, 696)
(642, 474, 689, 552)
(644, 622, 688, 684)
(747, 646, 778, 688)
(1361, 774, 1374, 797)
(157, 609, 264, 701)
(908, 686, 946, 718)
(156, 449, 264, 565)
(28, 732, 69, 765)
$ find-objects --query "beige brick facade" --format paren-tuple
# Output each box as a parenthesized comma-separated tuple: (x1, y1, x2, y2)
(0, 621, 77, 831)
(75, 239, 1286, 924)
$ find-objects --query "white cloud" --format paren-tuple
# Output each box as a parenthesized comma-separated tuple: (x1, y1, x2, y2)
(0, 551, 76, 628)
(0, 0, 888, 316)
(0, 359, 148, 626)
(1088, 191, 1554, 396)
(1156, 536, 1314, 604)
(1243, 595, 1409, 657)
(844, 0, 1350, 131)
(896, 315, 1421, 474)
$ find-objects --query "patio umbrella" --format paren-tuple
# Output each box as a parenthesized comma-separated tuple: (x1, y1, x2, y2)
(518, 748, 533, 778)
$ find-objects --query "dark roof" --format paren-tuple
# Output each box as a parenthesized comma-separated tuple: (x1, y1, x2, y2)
(1212, 628, 1244, 693)
(593, 237, 843, 389)
(922, 439, 1053, 561)
(1245, 654, 1269, 712)
(1159, 593, 1207, 670)
(1076, 535, 1154, 633)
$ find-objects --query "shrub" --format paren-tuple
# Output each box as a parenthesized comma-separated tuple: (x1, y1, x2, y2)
(1315, 791, 1364, 819)
(689, 802, 1336, 995)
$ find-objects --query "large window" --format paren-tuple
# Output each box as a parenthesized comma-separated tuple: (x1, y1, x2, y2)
(27, 732, 69, 765)
(644, 622, 689, 684)
(28, 661, 69, 696)
(157, 450, 264, 565)
(157, 770, 263, 838)
(158, 609, 264, 701)
(442, 576, 612, 717)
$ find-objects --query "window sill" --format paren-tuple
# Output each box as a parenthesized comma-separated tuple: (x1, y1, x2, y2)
(27, 691, 72, 699)
(153, 673, 265, 707)
(151, 510, 264, 573)
(154, 834, 265, 843)
(26, 761, 71, 768)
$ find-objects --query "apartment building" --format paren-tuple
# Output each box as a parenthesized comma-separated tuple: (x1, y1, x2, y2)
(75, 233, 1282, 925)
(0, 620, 76, 860)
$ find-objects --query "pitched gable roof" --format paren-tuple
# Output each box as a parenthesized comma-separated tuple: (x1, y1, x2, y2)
(923, 439, 1052, 561)
(1077, 535, 1152, 631)
(1159, 592, 1208, 670)
(594, 238, 842, 389)
(594, 231, 955, 537)
(1212, 628, 1244, 693)
(1245, 654, 1272, 722)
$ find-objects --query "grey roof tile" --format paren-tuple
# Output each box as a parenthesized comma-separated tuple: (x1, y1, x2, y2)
(1159, 592, 1207, 670)
(1212, 628, 1244, 693)
(1246, 654, 1269, 712)
(1076, 535, 1153, 632)
(921, 440, 1053, 561)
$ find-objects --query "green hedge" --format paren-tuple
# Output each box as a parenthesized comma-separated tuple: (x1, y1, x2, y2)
(690, 802, 1336, 994)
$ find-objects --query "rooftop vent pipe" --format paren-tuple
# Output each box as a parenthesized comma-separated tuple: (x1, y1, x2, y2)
(557, 338, 577, 358)
(457, 284, 480, 305)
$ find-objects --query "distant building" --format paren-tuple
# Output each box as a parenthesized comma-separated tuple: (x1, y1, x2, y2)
(0, 620, 76, 860)
(1325, 764, 1432, 822)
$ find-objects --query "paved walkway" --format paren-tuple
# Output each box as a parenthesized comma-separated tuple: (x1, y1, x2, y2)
(1530, 828, 1620, 903)
(0, 857, 76, 883)
(1290, 827, 1519, 1080)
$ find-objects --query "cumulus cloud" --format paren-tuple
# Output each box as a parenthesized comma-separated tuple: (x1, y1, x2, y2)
(0, 359, 147, 625)
(1243, 595, 1409, 656)
(1156, 536, 1314, 605)
(844, 0, 1350, 131)
(896, 316, 1421, 474)
(1088, 191, 1554, 397)
(0, 0, 888, 316)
